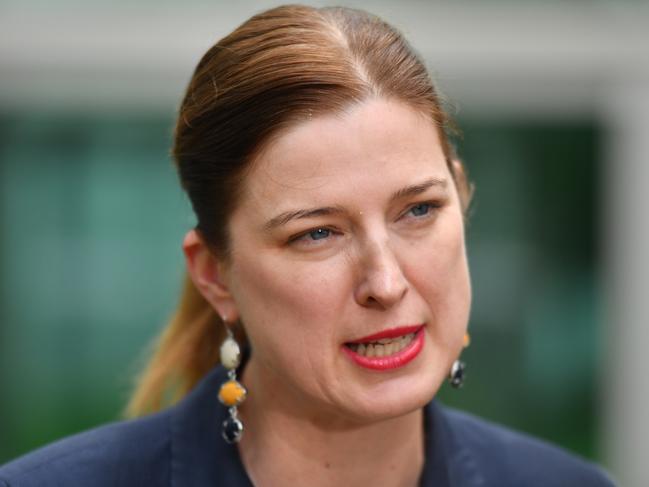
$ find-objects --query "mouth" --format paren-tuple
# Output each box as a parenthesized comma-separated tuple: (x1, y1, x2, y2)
(342, 325, 425, 371)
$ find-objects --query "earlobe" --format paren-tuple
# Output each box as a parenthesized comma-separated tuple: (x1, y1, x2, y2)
(182, 229, 240, 322)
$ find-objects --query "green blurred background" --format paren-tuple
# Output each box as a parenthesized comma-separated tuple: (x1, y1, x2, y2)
(2, 2, 649, 485)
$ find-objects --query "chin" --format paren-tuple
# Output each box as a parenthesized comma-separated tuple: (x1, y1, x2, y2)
(335, 357, 447, 424)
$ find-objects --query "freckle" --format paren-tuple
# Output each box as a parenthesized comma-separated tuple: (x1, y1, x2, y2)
(324, 461, 331, 469)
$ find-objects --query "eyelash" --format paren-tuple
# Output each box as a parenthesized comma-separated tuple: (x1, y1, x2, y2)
(288, 200, 442, 246)
(288, 227, 339, 246)
(400, 200, 444, 223)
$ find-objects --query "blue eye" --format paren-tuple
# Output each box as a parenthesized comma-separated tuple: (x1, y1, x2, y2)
(289, 227, 337, 248)
(306, 228, 331, 240)
(409, 203, 432, 217)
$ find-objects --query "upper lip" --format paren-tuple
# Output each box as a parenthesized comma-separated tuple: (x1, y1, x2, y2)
(346, 325, 423, 344)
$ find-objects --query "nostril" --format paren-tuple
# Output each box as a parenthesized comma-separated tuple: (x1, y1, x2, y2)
(365, 298, 386, 310)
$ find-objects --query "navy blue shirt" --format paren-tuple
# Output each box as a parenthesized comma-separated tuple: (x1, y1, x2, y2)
(0, 366, 616, 486)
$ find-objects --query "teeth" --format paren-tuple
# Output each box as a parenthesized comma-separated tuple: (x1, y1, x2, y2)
(349, 332, 416, 358)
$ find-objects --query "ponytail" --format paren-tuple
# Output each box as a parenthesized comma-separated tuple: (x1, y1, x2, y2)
(125, 274, 226, 417)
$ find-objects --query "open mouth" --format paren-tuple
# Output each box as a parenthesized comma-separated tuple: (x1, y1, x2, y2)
(345, 332, 417, 357)
(342, 325, 425, 371)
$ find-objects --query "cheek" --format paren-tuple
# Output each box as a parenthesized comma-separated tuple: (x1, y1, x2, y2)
(404, 215, 471, 340)
(229, 251, 349, 354)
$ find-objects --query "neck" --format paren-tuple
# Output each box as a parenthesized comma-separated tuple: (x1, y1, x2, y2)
(237, 359, 425, 487)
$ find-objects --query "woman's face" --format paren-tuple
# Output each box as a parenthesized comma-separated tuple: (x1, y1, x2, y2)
(223, 98, 471, 424)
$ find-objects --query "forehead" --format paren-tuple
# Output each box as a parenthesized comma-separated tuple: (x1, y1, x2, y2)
(240, 99, 449, 209)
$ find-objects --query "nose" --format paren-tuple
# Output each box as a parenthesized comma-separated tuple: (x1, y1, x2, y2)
(353, 239, 408, 310)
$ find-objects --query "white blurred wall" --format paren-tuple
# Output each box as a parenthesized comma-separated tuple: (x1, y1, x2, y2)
(602, 81, 649, 487)
(2, 1, 648, 484)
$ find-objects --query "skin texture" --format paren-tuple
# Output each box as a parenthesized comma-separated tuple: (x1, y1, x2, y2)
(184, 98, 471, 487)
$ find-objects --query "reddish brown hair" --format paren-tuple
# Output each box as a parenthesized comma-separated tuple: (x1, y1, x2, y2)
(126, 4, 472, 416)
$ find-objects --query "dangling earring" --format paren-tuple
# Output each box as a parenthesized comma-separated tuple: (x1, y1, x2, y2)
(449, 332, 470, 389)
(218, 321, 247, 444)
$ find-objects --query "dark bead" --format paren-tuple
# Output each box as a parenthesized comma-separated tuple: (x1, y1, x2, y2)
(222, 417, 244, 444)
(450, 360, 466, 389)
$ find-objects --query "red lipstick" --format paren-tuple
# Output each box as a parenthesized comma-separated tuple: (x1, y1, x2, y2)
(342, 325, 425, 371)
(348, 325, 422, 344)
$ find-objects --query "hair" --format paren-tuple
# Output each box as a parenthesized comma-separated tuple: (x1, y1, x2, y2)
(126, 4, 473, 417)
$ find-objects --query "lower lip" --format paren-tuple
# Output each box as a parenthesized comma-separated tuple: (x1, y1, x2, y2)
(342, 327, 425, 371)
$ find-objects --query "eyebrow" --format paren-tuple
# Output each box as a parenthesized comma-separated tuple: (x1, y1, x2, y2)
(263, 206, 346, 232)
(263, 177, 448, 232)
(389, 177, 448, 201)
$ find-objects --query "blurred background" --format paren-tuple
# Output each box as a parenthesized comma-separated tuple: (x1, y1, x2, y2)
(1, 1, 648, 485)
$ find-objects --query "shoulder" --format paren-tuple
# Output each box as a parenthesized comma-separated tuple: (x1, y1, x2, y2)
(0, 366, 248, 487)
(437, 404, 617, 486)
(0, 409, 172, 487)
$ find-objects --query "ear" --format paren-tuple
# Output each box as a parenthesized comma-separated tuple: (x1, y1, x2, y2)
(182, 229, 240, 323)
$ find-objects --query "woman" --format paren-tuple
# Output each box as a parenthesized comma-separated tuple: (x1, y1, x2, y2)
(0, 5, 615, 486)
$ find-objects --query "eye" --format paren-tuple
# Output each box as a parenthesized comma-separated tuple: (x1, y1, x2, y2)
(305, 228, 331, 240)
(289, 227, 335, 246)
(408, 202, 433, 217)
(397, 200, 447, 226)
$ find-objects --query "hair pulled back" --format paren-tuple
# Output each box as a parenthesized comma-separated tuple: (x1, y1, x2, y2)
(127, 4, 472, 416)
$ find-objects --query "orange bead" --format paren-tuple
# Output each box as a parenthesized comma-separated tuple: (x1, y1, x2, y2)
(218, 380, 247, 407)
(463, 333, 471, 348)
